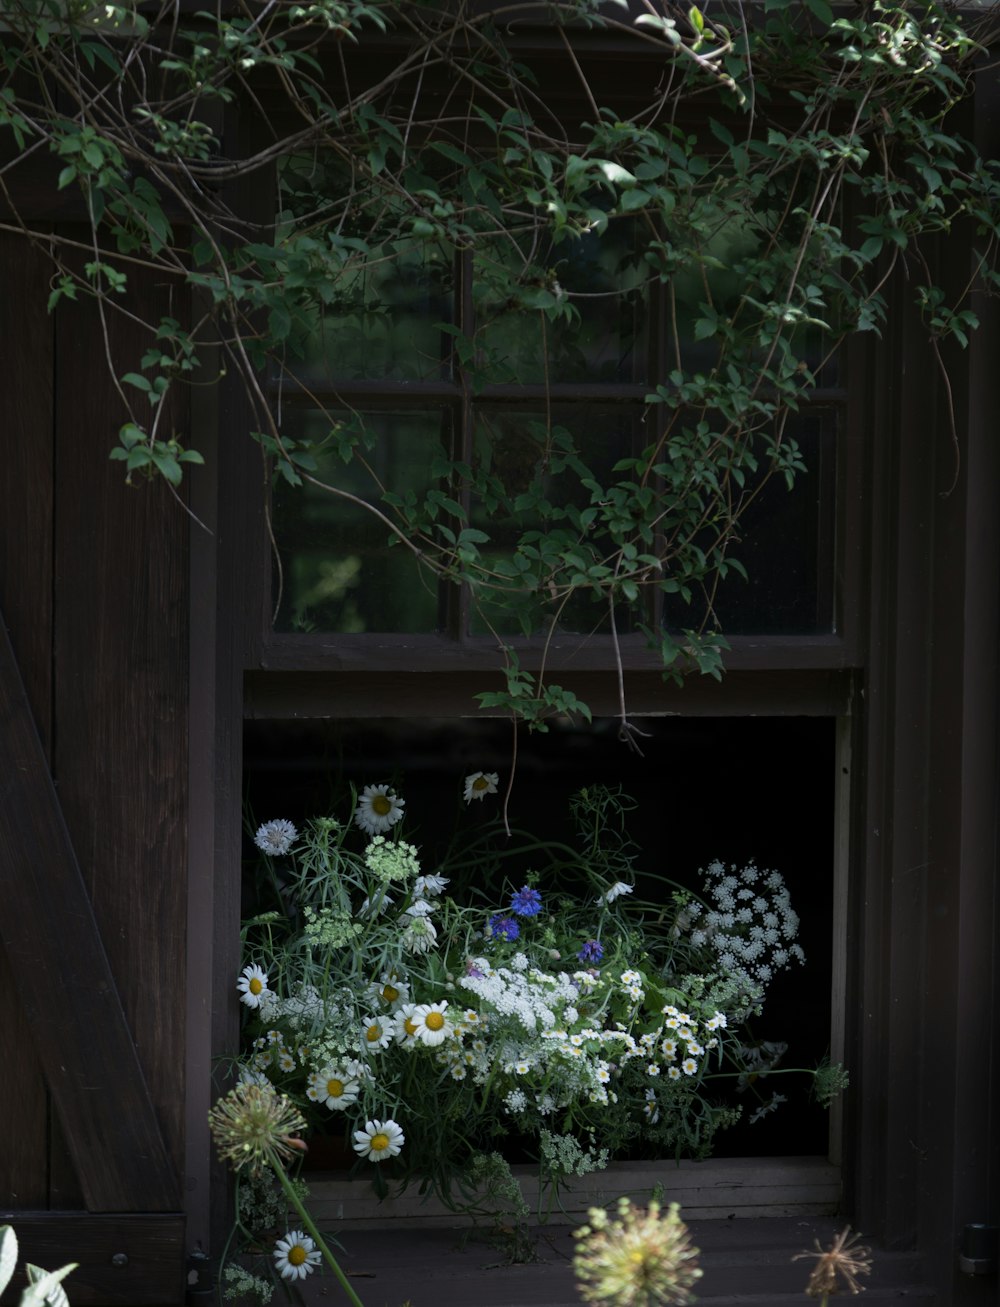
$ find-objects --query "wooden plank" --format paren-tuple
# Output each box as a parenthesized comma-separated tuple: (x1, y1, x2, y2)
(0, 611, 179, 1212)
(305, 1157, 842, 1230)
(0, 232, 54, 1210)
(0, 1213, 185, 1306)
(52, 264, 189, 1191)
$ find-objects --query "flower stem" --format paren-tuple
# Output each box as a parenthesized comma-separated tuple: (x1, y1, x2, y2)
(272, 1163, 366, 1307)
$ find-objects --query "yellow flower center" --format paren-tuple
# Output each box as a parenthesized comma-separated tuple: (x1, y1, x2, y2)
(326, 1078, 344, 1098)
(371, 795, 392, 816)
(371, 1132, 390, 1152)
(288, 1245, 307, 1267)
(382, 984, 399, 1003)
(425, 1011, 445, 1032)
(249, 977, 263, 995)
(404, 1017, 418, 1036)
(366, 1024, 382, 1042)
(472, 776, 490, 792)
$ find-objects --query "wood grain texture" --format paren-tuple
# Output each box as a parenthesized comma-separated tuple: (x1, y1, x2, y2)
(53, 267, 189, 1186)
(0, 611, 179, 1212)
(0, 233, 53, 1209)
(0, 1213, 185, 1306)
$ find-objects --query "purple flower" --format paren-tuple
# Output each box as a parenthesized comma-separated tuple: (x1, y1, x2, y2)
(510, 886, 542, 918)
(577, 939, 604, 964)
(488, 914, 520, 942)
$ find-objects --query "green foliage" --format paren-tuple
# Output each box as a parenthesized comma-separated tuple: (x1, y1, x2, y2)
(2, 0, 1000, 722)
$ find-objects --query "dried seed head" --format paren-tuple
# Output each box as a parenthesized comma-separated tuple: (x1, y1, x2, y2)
(208, 1082, 307, 1177)
(794, 1226, 872, 1298)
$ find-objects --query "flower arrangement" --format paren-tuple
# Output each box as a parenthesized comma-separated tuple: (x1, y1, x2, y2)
(234, 779, 839, 1229)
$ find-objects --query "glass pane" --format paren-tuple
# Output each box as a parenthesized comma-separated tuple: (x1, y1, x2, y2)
(277, 157, 454, 384)
(473, 219, 647, 384)
(272, 409, 449, 633)
(468, 406, 640, 636)
(662, 409, 837, 636)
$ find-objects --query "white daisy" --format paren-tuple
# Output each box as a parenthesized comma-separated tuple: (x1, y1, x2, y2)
(254, 819, 298, 856)
(682, 1057, 698, 1076)
(644, 1088, 660, 1123)
(307, 1068, 360, 1111)
(359, 1017, 393, 1052)
(464, 771, 499, 802)
(353, 1118, 405, 1162)
(354, 784, 405, 836)
(668, 1066, 682, 1080)
(394, 1004, 421, 1045)
(237, 964, 270, 1009)
(273, 1230, 321, 1281)
(402, 916, 438, 954)
(410, 1001, 452, 1047)
(404, 898, 436, 918)
(601, 881, 634, 904)
(374, 975, 409, 1008)
(414, 873, 449, 897)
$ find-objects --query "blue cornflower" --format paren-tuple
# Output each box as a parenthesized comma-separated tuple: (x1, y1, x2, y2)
(510, 886, 542, 918)
(577, 939, 604, 964)
(488, 913, 520, 942)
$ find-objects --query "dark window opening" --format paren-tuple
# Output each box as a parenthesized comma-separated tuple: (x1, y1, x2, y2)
(242, 714, 834, 1159)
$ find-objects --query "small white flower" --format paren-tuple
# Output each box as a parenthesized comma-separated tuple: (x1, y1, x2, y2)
(643, 1088, 660, 1123)
(464, 771, 499, 802)
(307, 1068, 360, 1110)
(354, 784, 405, 836)
(602, 881, 634, 904)
(405, 898, 436, 918)
(254, 819, 298, 856)
(402, 916, 438, 954)
(237, 964, 270, 1009)
(353, 1118, 405, 1162)
(668, 1066, 682, 1080)
(414, 873, 449, 897)
(273, 1230, 321, 1281)
(682, 1057, 698, 1076)
(374, 975, 409, 1008)
(410, 1001, 452, 1047)
(359, 1017, 393, 1052)
(359, 889, 395, 916)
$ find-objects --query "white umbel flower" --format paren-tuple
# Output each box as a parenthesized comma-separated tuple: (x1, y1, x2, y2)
(464, 771, 499, 802)
(273, 1230, 321, 1281)
(353, 1117, 405, 1162)
(254, 819, 298, 856)
(354, 784, 405, 836)
(237, 964, 270, 1009)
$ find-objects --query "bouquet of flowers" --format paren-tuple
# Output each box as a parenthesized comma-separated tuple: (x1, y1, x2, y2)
(234, 777, 828, 1209)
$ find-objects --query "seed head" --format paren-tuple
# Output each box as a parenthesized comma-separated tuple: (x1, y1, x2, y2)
(208, 1082, 308, 1177)
(794, 1226, 872, 1298)
(574, 1197, 702, 1306)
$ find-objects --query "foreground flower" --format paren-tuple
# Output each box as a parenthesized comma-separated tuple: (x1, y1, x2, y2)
(307, 1068, 360, 1111)
(410, 1001, 452, 1047)
(464, 770, 499, 802)
(208, 1082, 307, 1177)
(488, 913, 520, 942)
(273, 1230, 321, 1281)
(794, 1227, 872, 1298)
(602, 881, 634, 904)
(510, 886, 543, 917)
(574, 1197, 703, 1306)
(578, 939, 604, 964)
(254, 818, 298, 855)
(353, 1118, 405, 1162)
(236, 964, 270, 1009)
(354, 784, 405, 836)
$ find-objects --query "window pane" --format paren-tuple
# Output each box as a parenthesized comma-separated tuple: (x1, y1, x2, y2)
(468, 406, 641, 636)
(662, 409, 838, 636)
(473, 221, 647, 385)
(272, 409, 449, 633)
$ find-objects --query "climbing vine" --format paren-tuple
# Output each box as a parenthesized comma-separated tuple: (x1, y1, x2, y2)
(2, 0, 999, 727)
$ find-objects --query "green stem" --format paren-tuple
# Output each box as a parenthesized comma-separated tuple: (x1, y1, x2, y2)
(272, 1163, 366, 1307)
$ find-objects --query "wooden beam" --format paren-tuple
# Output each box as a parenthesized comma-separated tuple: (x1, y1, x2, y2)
(0, 1213, 185, 1306)
(0, 611, 180, 1212)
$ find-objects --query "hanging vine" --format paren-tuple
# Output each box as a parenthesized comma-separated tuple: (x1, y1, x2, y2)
(2, 0, 999, 728)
